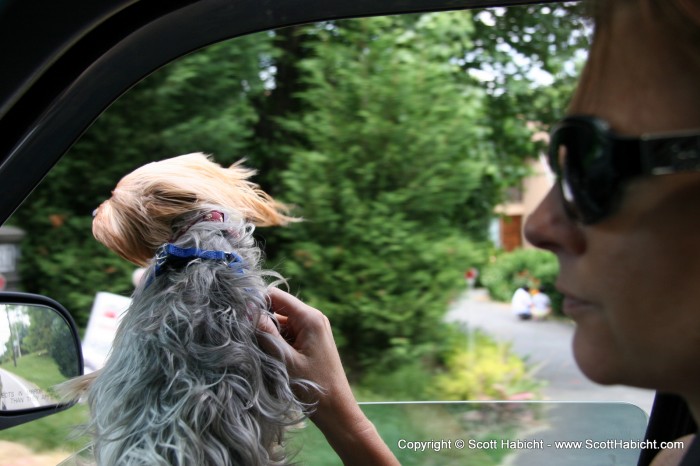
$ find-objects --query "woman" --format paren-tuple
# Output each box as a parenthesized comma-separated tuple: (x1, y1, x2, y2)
(525, 0, 700, 464)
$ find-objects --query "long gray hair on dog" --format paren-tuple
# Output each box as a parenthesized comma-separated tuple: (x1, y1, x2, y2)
(62, 154, 316, 465)
(77, 208, 314, 465)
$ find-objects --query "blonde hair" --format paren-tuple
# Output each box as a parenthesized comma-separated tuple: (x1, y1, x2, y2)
(93, 153, 298, 266)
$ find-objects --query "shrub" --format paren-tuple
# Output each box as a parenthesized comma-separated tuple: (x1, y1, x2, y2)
(358, 324, 542, 402)
(432, 330, 543, 401)
(480, 248, 562, 315)
(278, 229, 492, 377)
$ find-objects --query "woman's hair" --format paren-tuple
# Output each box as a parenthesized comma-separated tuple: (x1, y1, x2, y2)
(588, 0, 700, 35)
(65, 154, 314, 465)
(570, 0, 700, 119)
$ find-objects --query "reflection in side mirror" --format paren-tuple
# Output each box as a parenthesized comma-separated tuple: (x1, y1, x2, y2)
(0, 293, 83, 430)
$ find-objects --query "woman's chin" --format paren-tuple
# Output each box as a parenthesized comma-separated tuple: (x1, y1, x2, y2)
(571, 328, 622, 385)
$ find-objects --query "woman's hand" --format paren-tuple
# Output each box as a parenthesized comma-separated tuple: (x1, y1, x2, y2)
(259, 288, 349, 406)
(258, 288, 400, 466)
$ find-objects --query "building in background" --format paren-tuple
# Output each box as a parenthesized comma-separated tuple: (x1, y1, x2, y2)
(492, 154, 554, 251)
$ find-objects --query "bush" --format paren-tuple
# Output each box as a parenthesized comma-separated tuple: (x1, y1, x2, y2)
(432, 330, 543, 401)
(480, 248, 562, 315)
(15, 214, 135, 327)
(278, 228, 492, 377)
(358, 324, 542, 402)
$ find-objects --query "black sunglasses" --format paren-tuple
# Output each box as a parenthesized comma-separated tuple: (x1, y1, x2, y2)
(548, 115, 700, 224)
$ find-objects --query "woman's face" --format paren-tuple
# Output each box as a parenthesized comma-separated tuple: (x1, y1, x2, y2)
(524, 2, 700, 396)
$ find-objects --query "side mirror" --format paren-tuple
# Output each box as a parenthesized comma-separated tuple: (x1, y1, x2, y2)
(0, 292, 83, 430)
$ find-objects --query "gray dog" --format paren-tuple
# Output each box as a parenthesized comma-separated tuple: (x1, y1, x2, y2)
(63, 154, 316, 465)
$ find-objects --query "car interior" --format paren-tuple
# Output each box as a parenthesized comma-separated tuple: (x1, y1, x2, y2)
(0, 1, 696, 465)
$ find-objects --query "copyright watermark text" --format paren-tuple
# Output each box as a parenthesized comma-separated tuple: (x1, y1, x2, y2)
(397, 438, 686, 453)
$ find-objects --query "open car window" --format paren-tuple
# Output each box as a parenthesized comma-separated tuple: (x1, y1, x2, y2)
(1, 3, 660, 465)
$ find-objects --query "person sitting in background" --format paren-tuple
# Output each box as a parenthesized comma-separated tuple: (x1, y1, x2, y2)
(511, 286, 533, 320)
(531, 286, 552, 320)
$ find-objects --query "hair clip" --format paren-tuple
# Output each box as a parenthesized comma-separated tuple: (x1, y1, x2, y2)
(169, 210, 226, 242)
(154, 244, 245, 277)
(143, 243, 246, 288)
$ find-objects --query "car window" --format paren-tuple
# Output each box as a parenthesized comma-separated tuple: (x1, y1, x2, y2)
(1, 4, 653, 465)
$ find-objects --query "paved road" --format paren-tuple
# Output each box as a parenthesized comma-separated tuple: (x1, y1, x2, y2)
(445, 289, 655, 466)
(0, 367, 55, 410)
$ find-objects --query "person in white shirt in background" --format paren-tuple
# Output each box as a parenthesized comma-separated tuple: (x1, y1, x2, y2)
(531, 287, 552, 321)
(511, 286, 533, 320)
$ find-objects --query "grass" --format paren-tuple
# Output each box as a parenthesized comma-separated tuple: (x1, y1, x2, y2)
(2, 400, 531, 465)
(1, 352, 68, 391)
(289, 402, 520, 466)
(0, 353, 90, 459)
(0, 402, 89, 453)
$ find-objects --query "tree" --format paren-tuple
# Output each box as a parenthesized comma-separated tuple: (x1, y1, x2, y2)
(272, 14, 499, 374)
(466, 3, 591, 179)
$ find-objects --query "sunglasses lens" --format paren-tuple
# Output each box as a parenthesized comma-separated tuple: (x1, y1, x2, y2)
(550, 139, 581, 219)
(549, 118, 618, 224)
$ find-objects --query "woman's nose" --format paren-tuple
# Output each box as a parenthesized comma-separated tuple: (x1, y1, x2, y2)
(524, 186, 585, 255)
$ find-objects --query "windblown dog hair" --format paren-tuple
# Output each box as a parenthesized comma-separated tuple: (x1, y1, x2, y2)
(65, 153, 313, 466)
(92, 152, 298, 267)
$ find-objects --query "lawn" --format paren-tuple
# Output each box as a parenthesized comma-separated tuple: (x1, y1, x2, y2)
(289, 402, 525, 466)
(1, 352, 69, 393)
(0, 402, 89, 454)
(0, 401, 533, 465)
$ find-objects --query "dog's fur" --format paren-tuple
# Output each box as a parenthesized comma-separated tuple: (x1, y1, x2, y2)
(92, 153, 299, 267)
(64, 153, 313, 465)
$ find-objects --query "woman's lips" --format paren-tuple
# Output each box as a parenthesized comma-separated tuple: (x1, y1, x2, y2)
(562, 295, 595, 318)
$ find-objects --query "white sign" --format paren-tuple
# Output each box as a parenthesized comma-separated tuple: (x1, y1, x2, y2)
(81, 292, 131, 373)
(0, 244, 19, 273)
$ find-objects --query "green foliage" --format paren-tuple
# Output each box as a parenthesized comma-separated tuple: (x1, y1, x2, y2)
(292, 402, 516, 466)
(467, 3, 591, 187)
(0, 353, 68, 391)
(480, 248, 562, 314)
(15, 215, 135, 327)
(0, 403, 89, 453)
(11, 35, 274, 325)
(432, 330, 543, 401)
(359, 324, 542, 402)
(274, 14, 503, 374)
(19, 306, 79, 377)
(48, 316, 81, 378)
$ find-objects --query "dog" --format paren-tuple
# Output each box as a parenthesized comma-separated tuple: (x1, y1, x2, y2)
(63, 153, 313, 465)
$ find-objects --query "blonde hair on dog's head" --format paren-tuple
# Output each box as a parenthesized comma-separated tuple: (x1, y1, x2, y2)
(93, 153, 298, 266)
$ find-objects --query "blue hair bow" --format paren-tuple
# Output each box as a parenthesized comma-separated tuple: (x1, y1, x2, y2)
(153, 243, 246, 278)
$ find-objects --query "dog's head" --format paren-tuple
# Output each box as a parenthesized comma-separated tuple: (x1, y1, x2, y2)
(92, 153, 297, 266)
